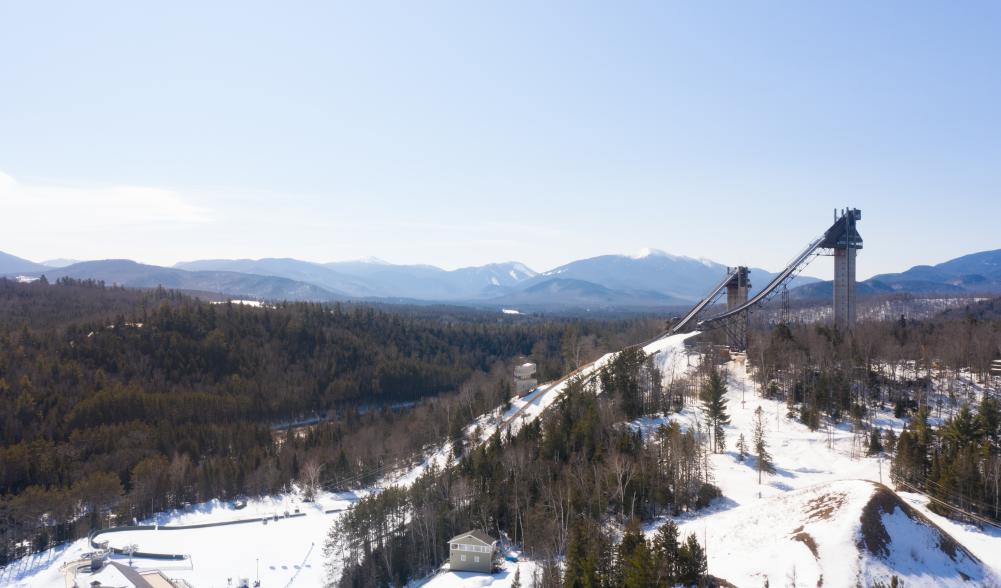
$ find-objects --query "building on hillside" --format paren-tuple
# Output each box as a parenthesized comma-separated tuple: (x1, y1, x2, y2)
(448, 529, 497, 573)
(75, 561, 183, 588)
(513, 362, 537, 397)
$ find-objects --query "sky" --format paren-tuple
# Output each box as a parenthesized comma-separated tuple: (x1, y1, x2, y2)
(1, 1, 999, 279)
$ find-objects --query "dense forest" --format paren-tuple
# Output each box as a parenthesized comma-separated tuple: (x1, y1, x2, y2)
(327, 349, 718, 587)
(0, 278, 659, 564)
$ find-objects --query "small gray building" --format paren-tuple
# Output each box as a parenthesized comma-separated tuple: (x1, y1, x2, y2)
(448, 529, 497, 573)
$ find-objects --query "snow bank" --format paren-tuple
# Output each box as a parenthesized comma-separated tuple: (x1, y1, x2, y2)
(415, 560, 538, 588)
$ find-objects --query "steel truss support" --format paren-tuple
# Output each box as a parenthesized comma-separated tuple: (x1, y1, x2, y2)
(720, 310, 749, 352)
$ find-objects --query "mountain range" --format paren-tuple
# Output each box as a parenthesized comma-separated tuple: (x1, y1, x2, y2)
(2, 247, 1001, 310)
(791, 248, 1001, 300)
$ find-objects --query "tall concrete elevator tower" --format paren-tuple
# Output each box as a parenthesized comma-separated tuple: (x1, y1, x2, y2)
(725, 266, 750, 350)
(820, 208, 863, 331)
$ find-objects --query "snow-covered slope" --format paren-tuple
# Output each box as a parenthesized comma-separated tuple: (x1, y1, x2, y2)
(406, 339, 1001, 588)
(679, 479, 992, 587)
(647, 360, 1001, 587)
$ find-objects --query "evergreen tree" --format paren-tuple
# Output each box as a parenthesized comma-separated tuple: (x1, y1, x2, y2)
(754, 406, 776, 484)
(701, 368, 730, 453)
(565, 520, 603, 588)
(616, 519, 653, 588)
(978, 397, 1001, 449)
(511, 567, 522, 588)
(652, 519, 680, 586)
(675, 533, 708, 585)
(736, 433, 748, 462)
(868, 427, 884, 455)
(600, 347, 647, 420)
(883, 428, 897, 454)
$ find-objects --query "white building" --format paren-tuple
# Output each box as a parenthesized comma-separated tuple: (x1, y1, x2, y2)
(514, 362, 537, 397)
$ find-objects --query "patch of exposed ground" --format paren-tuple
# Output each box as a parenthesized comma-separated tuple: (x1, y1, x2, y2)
(792, 531, 819, 558)
(804, 491, 847, 522)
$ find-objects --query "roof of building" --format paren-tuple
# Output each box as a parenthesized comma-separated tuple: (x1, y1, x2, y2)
(449, 529, 496, 546)
(84, 561, 156, 588)
(139, 570, 178, 588)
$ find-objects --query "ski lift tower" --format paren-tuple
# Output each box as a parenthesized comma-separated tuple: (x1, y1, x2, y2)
(991, 359, 1001, 399)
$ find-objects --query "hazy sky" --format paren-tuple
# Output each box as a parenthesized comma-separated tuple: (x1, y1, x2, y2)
(2, 2, 999, 279)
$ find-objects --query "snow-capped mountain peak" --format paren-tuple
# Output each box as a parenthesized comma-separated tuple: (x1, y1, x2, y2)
(630, 247, 673, 259)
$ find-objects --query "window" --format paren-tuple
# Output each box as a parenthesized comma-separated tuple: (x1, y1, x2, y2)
(451, 544, 457, 550)
(474, 556, 480, 563)
(460, 555, 466, 562)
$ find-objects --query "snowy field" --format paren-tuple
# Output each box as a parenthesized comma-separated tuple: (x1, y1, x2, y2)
(1, 493, 359, 588)
(407, 561, 539, 588)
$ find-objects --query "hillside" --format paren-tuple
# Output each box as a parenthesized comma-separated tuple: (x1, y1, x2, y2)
(174, 257, 376, 297)
(649, 360, 1001, 587)
(0, 250, 47, 275)
(485, 277, 689, 309)
(408, 342, 1001, 588)
(674, 480, 990, 586)
(176, 258, 539, 301)
(327, 259, 538, 300)
(6, 317, 1001, 586)
(24, 259, 346, 301)
(3, 279, 659, 577)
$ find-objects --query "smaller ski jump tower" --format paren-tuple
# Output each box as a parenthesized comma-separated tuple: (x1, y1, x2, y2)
(668, 207, 864, 346)
(724, 266, 751, 350)
(820, 208, 863, 331)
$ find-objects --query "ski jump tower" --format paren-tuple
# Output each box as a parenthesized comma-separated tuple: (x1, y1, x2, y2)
(820, 208, 863, 331)
(724, 266, 750, 350)
(668, 207, 863, 347)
